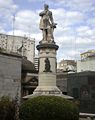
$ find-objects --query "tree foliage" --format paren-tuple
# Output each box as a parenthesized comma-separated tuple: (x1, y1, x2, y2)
(20, 96, 79, 120)
(0, 96, 15, 120)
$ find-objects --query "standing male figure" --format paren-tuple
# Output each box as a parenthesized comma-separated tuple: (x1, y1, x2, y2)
(39, 4, 57, 43)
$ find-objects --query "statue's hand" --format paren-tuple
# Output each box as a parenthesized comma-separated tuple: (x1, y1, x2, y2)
(51, 23, 57, 28)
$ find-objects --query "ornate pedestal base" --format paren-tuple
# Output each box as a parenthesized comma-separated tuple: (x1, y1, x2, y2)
(33, 43, 62, 95)
(33, 86, 61, 95)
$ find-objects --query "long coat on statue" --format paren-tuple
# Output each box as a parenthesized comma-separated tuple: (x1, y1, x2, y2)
(39, 10, 53, 30)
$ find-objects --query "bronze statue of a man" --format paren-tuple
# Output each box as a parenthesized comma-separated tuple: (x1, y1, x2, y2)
(44, 58, 52, 72)
(39, 4, 57, 43)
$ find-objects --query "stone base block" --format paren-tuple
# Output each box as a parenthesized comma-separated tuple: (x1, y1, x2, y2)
(33, 86, 62, 95)
(23, 85, 73, 100)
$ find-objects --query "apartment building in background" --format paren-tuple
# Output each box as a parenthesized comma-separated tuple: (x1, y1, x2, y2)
(0, 33, 35, 63)
(34, 55, 39, 71)
(57, 59, 76, 72)
(77, 50, 95, 72)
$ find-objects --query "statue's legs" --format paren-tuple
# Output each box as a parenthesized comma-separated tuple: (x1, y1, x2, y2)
(42, 29, 47, 41)
(42, 27, 54, 42)
(47, 27, 54, 42)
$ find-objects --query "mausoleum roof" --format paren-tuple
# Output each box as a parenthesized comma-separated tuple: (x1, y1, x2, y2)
(22, 57, 37, 73)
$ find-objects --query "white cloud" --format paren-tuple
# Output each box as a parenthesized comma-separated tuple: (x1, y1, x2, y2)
(76, 38, 94, 45)
(87, 18, 95, 27)
(77, 26, 95, 39)
(14, 10, 39, 34)
(55, 0, 94, 12)
(0, 0, 18, 32)
(57, 48, 81, 62)
(0, 0, 14, 7)
(52, 8, 84, 29)
(28, 0, 94, 13)
(77, 26, 90, 32)
(66, 50, 80, 58)
(0, 0, 18, 15)
(65, 11, 83, 26)
(0, 26, 5, 33)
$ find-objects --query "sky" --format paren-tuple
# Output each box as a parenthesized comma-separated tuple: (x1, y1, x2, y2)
(0, 0, 95, 62)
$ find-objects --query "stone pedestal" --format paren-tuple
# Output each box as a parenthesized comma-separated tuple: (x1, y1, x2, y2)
(33, 43, 62, 95)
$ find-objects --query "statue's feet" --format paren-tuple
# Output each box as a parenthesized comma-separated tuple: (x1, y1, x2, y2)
(39, 40, 42, 44)
(51, 39, 54, 43)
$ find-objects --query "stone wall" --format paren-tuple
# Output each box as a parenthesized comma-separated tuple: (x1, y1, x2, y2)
(67, 72, 95, 113)
(0, 52, 21, 101)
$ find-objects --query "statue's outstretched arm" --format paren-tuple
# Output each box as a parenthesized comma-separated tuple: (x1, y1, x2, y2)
(39, 11, 45, 16)
(49, 12, 57, 28)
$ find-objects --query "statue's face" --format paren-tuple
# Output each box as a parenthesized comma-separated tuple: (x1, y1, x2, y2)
(44, 4, 48, 10)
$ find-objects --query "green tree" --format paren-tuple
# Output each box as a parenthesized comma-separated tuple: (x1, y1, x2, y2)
(20, 96, 79, 120)
(0, 96, 15, 120)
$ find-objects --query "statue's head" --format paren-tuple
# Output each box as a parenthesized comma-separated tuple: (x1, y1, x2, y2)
(44, 4, 49, 10)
